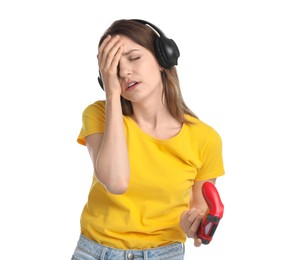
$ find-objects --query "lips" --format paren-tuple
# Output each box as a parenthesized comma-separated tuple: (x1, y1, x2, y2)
(126, 81, 140, 91)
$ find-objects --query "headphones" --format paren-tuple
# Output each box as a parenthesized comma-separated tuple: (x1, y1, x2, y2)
(98, 19, 180, 90)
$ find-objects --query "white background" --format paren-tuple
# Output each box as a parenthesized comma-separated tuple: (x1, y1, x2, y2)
(1, 0, 285, 259)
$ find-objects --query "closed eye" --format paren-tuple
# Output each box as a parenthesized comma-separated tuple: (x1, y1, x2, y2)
(130, 57, 140, 61)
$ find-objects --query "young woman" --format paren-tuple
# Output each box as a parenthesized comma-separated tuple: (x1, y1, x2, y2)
(72, 19, 224, 260)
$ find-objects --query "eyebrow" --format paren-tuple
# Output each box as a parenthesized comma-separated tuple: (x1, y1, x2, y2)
(122, 49, 140, 56)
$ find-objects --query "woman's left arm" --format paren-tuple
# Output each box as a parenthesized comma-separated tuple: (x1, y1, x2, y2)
(180, 178, 216, 247)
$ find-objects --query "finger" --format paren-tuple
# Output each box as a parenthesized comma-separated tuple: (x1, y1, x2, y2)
(98, 35, 122, 71)
(180, 209, 196, 232)
(190, 212, 204, 232)
(180, 211, 189, 232)
(180, 210, 189, 223)
(194, 237, 202, 247)
(185, 210, 202, 238)
(98, 35, 111, 62)
(104, 41, 123, 73)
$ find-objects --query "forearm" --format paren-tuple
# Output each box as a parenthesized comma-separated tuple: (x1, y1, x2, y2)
(190, 179, 216, 212)
(95, 95, 130, 194)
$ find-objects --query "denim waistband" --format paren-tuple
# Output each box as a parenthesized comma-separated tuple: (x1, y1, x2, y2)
(74, 234, 185, 260)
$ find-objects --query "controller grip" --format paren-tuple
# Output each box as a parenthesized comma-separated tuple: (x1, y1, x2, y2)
(197, 181, 224, 244)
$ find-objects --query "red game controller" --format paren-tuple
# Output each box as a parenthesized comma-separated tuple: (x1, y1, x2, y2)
(197, 181, 224, 244)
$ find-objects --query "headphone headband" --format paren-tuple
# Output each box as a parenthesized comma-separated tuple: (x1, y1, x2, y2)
(131, 19, 166, 37)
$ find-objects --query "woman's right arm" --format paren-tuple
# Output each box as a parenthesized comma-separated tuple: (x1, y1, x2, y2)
(85, 35, 130, 194)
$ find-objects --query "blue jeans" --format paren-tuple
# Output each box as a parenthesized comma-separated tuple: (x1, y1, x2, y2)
(72, 234, 185, 260)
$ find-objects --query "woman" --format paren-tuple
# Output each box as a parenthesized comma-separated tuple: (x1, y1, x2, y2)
(72, 19, 224, 260)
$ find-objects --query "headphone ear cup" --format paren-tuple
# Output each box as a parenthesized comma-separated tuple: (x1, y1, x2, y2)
(154, 36, 180, 69)
(98, 75, 104, 90)
(98, 70, 105, 90)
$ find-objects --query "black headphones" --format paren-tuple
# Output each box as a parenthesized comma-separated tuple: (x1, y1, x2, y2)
(98, 19, 180, 90)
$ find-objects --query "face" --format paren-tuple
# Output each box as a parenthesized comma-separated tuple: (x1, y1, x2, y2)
(118, 35, 163, 103)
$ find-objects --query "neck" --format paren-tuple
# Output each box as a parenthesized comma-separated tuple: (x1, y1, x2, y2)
(133, 105, 165, 128)
(131, 97, 180, 131)
(131, 100, 182, 140)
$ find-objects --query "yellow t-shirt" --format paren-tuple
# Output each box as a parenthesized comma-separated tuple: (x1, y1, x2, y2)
(77, 100, 224, 249)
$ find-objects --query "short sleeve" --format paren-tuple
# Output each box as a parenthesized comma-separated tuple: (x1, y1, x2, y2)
(195, 127, 225, 181)
(77, 100, 106, 146)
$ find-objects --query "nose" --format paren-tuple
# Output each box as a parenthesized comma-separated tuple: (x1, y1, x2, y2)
(118, 59, 131, 79)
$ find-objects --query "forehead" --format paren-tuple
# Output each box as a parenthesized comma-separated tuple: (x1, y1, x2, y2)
(119, 35, 143, 52)
(118, 35, 156, 62)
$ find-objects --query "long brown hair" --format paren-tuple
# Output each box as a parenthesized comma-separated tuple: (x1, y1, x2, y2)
(99, 19, 198, 122)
